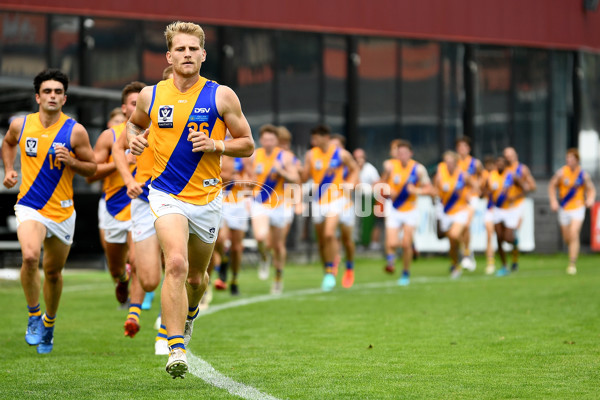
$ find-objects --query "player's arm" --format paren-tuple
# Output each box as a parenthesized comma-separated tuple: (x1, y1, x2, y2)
(341, 149, 359, 188)
(274, 151, 300, 184)
(59, 123, 96, 177)
(191, 85, 254, 157)
(583, 171, 596, 208)
(113, 130, 143, 199)
(2, 117, 24, 188)
(409, 164, 434, 196)
(85, 129, 117, 183)
(547, 168, 561, 212)
(220, 155, 235, 183)
(300, 151, 312, 183)
(127, 86, 152, 155)
(522, 165, 537, 193)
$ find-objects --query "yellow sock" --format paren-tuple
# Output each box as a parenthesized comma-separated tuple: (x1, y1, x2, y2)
(28, 304, 41, 318)
(42, 313, 56, 328)
(167, 335, 185, 353)
(156, 324, 168, 342)
(187, 305, 199, 321)
(127, 303, 141, 323)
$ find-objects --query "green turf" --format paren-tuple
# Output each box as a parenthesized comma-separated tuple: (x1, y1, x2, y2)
(1, 253, 599, 399)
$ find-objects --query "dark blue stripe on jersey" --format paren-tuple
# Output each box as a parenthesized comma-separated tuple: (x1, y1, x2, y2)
(495, 172, 514, 208)
(148, 85, 157, 116)
(560, 170, 584, 208)
(255, 150, 283, 203)
(392, 164, 418, 209)
(468, 158, 476, 175)
(234, 157, 243, 172)
(106, 186, 131, 217)
(17, 119, 75, 210)
(152, 81, 219, 195)
(17, 115, 27, 143)
(138, 178, 151, 202)
(316, 148, 341, 201)
(443, 172, 465, 213)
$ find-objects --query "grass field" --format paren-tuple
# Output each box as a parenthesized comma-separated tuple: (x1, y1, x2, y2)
(1, 253, 599, 399)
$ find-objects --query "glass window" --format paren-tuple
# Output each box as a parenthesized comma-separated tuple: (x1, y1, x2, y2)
(50, 15, 80, 84)
(277, 31, 320, 153)
(401, 40, 441, 169)
(323, 36, 347, 136)
(473, 46, 511, 159)
(0, 12, 47, 79)
(441, 43, 465, 153)
(357, 37, 398, 168)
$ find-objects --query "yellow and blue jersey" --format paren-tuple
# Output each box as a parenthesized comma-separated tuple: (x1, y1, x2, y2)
(507, 162, 525, 207)
(102, 122, 135, 221)
(438, 164, 468, 215)
(253, 147, 285, 208)
(148, 77, 226, 205)
(558, 165, 585, 211)
(309, 145, 345, 204)
(387, 159, 419, 212)
(16, 112, 76, 222)
(133, 128, 155, 203)
(488, 169, 515, 210)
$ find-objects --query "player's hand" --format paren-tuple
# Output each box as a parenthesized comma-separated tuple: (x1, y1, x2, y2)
(54, 145, 75, 167)
(130, 130, 149, 156)
(585, 197, 595, 209)
(188, 128, 214, 153)
(126, 180, 144, 199)
(549, 200, 559, 212)
(3, 170, 18, 188)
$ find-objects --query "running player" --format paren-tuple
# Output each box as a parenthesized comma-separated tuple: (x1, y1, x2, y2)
(501, 147, 536, 274)
(548, 149, 596, 275)
(380, 139, 432, 286)
(87, 82, 147, 305)
(250, 124, 300, 294)
(2, 69, 96, 354)
(302, 125, 358, 291)
(128, 21, 254, 378)
(487, 155, 527, 276)
(480, 156, 497, 275)
(455, 137, 482, 272)
(434, 151, 473, 279)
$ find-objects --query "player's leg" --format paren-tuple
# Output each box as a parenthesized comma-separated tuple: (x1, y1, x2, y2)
(384, 225, 400, 274)
(269, 223, 286, 294)
(398, 224, 415, 285)
(104, 241, 130, 304)
(567, 218, 584, 275)
(495, 223, 509, 276)
(340, 222, 355, 288)
(321, 213, 341, 291)
(447, 222, 464, 278)
(17, 220, 46, 346)
(229, 228, 244, 294)
(37, 235, 71, 353)
(212, 225, 228, 290)
(252, 212, 271, 280)
(485, 219, 496, 275)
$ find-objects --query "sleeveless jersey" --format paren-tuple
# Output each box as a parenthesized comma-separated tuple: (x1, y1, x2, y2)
(16, 112, 76, 222)
(224, 157, 248, 204)
(438, 164, 468, 215)
(387, 159, 419, 212)
(134, 128, 155, 203)
(507, 162, 525, 207)
(309, 145, 345, 204)
(558, 165, 585, 211)
(458, 155, 478, 176)
(253, 147, 285, 208)
(148, 77, 226, 205)
(488, 169, 515, 210)
(102, 122, 135, 221)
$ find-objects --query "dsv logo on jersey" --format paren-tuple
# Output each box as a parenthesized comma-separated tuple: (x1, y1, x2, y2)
(194, 108, 210, 114)
(158, 105, 174, 128)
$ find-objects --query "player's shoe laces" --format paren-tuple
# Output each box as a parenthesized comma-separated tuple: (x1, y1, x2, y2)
(141, 291, 154, 310)
(166, 348, 188, 379)
(124, 318, 140, 338)
(25, 316, 43, 346)
(271, 280, 283, 295)
(321, 273, 336, 291)
(155, 339, 169, 355)
(258, 256, 270, 281)
(342, 269, 355, 288)
(37, 325, 54, 354)
(495, 266, 510, 277)
(566, 265, 577, 275)
(213, 278, 227, 290)
(460, 256, 476, 272)
(184, 320, 195, 347)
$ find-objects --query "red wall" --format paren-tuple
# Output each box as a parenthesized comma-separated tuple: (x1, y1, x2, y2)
(2, 0, 600, 51)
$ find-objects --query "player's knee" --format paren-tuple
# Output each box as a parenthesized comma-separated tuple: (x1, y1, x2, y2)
(165, 254, 188, 278)
(231, 241, 243, 254)
(44, 268, 62, 283)
(140, 274, 160, 292)
(21, 249, 41, 268)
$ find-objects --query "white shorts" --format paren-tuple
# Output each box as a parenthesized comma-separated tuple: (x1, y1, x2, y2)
(131, 198, 156, 243)
(558, 206, 585, 226)
(384, 201, 419, 229)
(102, 209, 132, 244)
(14, 205, 76, 246)
(222, 200, 250, 232)
(251, 201, 291, 229)
(493, 205, 523, 230)
(148, 187, 222, 243)
(439, 209, 469, 233)
(484, 208, 494, 223)
(312, 197, 355, 226)
(98, 197, 108, 230)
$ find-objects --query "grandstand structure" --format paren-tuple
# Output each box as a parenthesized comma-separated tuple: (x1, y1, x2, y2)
(1, 0, 600, 255)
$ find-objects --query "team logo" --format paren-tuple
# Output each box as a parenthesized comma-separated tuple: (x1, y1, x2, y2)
(491, 182, 499, 190)
(442, 183, 450, 192)
(209, 227, 216, 239)
(65, 235, 71, 241)
(256, 164, 263, 174)
(563, 178, 570, 186)
(25, 137, 38, 157)
(158, 105, 174, 128)
(315, 160, 323, 171)
(393, 175, 400, 185)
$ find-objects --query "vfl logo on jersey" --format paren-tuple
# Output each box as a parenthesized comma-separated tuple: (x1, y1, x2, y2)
(158, 105, 174, 128)
(25, 137, 38, 157)
(315, 160, 323, 171)
(393, 175, 401, 185)
(255, 164, 263, 175)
